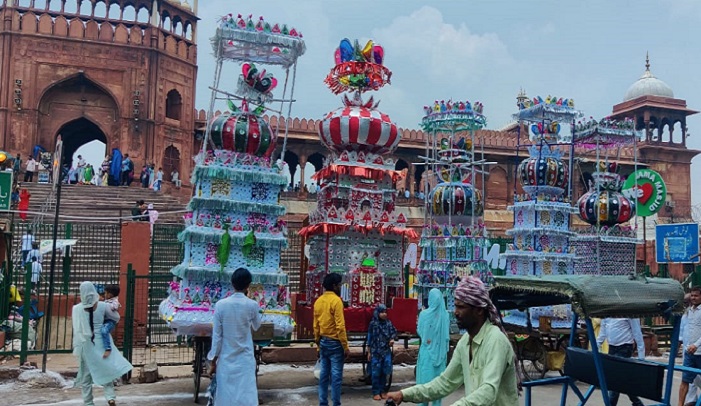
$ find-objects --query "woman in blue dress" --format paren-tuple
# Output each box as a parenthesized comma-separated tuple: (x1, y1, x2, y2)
(416, 288, 450, 406)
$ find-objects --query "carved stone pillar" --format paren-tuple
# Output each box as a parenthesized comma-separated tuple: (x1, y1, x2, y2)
(299, 155, 307, 189)
(682, 118, 687, 147)
(408, 163, 416, 195)
(644, 119, 651, 142)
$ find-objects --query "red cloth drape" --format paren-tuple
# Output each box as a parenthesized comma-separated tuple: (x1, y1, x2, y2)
(313, 165, 402, 183)
(299, 222, 417, 239)
(295, 305, 374, 334)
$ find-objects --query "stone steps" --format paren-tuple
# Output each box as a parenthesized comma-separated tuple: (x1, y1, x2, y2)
(17, 183, 187, 223)
(7, 183, 187, 291)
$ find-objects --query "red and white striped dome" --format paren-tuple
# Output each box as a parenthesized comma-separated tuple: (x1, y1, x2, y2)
(318, 106, 399, 154)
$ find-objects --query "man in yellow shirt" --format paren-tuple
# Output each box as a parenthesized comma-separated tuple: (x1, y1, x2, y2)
(314, 273, 349, 406)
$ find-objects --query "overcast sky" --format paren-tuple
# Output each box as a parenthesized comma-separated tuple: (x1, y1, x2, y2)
(86, 0, 701, 203)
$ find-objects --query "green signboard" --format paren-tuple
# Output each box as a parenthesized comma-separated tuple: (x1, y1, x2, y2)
(0, 171, 12, 211)
(622, 169, 667, 217)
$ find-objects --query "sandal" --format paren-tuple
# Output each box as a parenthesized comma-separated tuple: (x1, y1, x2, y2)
(373, 395, 382, 401)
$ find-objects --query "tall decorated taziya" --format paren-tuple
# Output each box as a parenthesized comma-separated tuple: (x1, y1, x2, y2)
(499, 94, 580, 332)
(301, 39, 416, 307)
(416, 98, 491, 320)
(159, 13, 305, 338)
(572, 116, 640, 275)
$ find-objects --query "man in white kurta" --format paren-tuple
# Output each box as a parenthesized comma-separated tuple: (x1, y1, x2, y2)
(207, 268, 262, 405)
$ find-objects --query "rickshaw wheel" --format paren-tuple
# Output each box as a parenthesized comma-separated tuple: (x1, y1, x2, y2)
(518, 336, 547, 381)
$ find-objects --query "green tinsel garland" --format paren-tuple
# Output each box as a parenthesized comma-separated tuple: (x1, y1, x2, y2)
(242, 229, 257, 257)
(178, 227, 288, 249)
(216, 223, 231, 274)
(188, 197, 286, 216)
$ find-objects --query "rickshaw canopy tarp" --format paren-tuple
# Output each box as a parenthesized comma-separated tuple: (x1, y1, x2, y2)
(490, 275, 684, 319)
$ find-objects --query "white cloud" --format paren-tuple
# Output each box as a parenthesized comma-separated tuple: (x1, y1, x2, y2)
(373, 6, 512, 85)
(187, 1, 701, 207)
(365, 6, 515, 128)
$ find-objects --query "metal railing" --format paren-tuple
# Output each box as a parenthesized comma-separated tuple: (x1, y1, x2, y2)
(0, 221, 122, 361)
(123, 266, 193, 367)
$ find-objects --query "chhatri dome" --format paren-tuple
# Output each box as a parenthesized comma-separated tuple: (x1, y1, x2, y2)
(623, 53, 674, 101)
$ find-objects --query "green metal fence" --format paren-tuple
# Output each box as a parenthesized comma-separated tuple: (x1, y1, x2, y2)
(119, 224, 194, 367)
(0, 221, 122, 362)
(148, 223, 185, 347)
(123, 266, 194, 367)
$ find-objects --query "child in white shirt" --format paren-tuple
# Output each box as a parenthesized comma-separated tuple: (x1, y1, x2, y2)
(30, 256, 42, 290)
(21, 230, 34, 266)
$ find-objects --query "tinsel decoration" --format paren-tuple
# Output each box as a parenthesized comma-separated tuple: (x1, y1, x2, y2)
(178, 227, 288, 248)
(242, 229, 257, 257)
(170, 264, 289, 283)
(188, 197, 286, 216)
(216, 223, 231, 273)
(191, 165, 288, 185)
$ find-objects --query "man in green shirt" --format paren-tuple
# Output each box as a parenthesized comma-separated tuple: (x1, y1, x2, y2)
(386, 277, 519, 406)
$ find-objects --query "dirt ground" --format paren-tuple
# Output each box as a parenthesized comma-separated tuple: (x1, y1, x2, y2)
(0, 361, 693, 406)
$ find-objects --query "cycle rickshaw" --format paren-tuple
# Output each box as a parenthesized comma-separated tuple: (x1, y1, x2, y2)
(490, 274, 687, 406)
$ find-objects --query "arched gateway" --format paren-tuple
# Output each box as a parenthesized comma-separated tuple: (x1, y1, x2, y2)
(0, 2, 198, 187)
(38, 74, 116, 165)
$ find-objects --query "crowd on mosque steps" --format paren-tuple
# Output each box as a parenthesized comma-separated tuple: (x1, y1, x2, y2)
(10, 152, 181, 190)
(7, 152, 178, 224)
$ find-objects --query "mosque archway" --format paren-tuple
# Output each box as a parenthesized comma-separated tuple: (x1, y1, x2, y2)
(394, 158, 409, 192)
(56, 118, 107, 168)
(414, 165, 426, 196)
(307, 152, 325, 172)
(162, 145, 181, 182)
(306, 152, 325, 191)
(282, 150, 299, 189)
(37, 73, 118, 171)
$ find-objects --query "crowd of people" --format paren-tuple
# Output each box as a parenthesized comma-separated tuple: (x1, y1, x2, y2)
(200, 269, 701, 406)
(131, 200, 159, 232)
(204, 269, 519, 406)
(12, 152, 180, 192)
(6, 152, 178, 225)
(287, 182, 321, 194)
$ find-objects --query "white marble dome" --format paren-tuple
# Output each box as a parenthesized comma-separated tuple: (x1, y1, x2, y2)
(624, 66, 674, 101)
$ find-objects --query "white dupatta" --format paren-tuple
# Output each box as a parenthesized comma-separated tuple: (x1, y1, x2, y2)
(72, 281, 99, 355)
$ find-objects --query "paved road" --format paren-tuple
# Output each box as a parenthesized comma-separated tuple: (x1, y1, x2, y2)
(3, 363, 691, 405)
